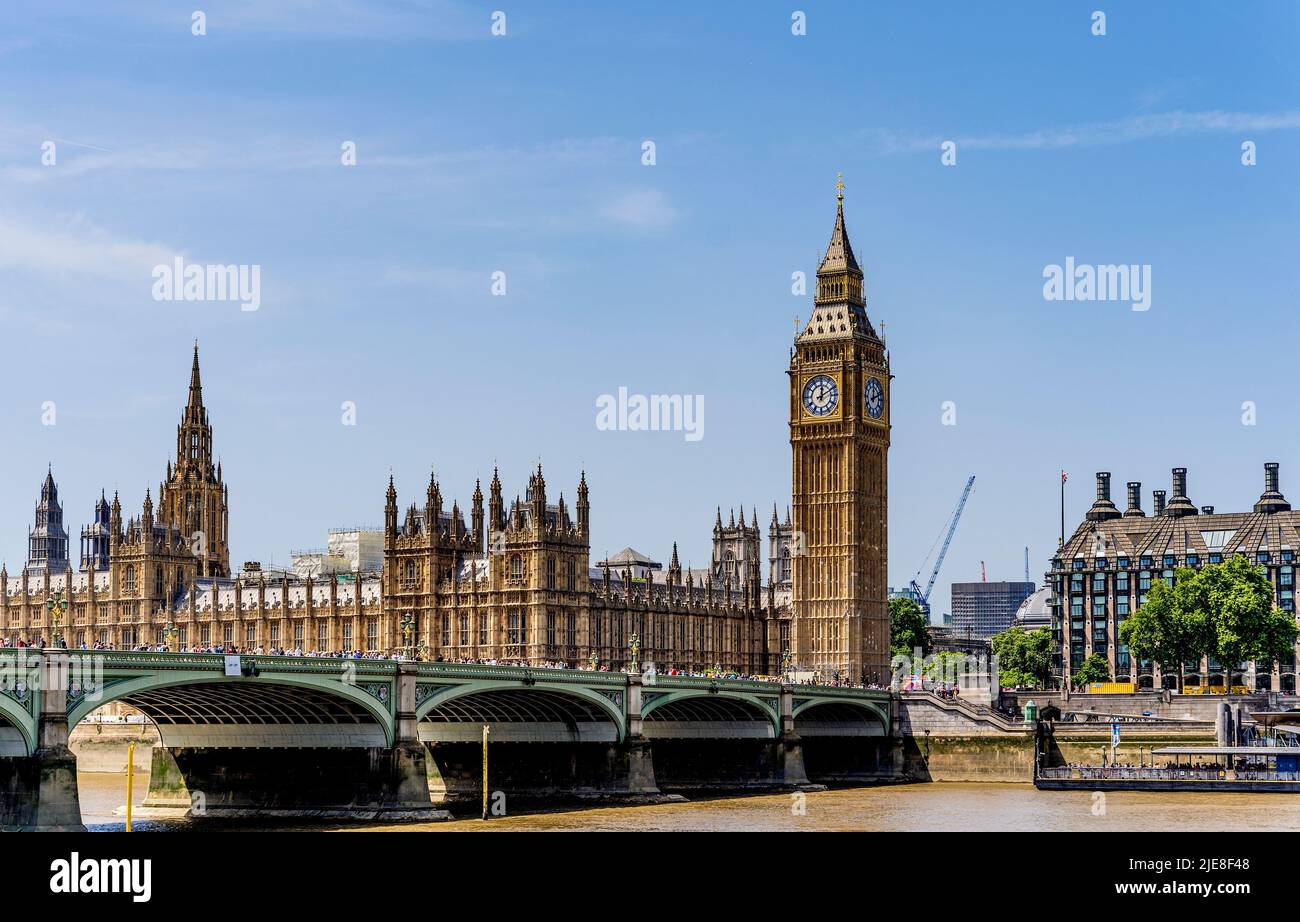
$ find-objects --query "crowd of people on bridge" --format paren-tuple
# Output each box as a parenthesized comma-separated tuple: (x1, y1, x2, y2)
(0, 638, 886, 689)
(0, 637, 402, 659)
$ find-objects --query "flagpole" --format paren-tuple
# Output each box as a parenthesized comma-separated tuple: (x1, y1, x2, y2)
(1059, 471, 1066, 549)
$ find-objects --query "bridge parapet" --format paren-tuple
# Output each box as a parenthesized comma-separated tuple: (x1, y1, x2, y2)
(89, 650, 398, 680)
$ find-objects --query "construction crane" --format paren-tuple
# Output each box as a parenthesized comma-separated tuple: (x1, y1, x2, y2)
(909, 475, 976, 617)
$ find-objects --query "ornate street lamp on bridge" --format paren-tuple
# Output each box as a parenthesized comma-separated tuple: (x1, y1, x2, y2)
(45, 591, 68, 648)
(400, 613, 415, 660)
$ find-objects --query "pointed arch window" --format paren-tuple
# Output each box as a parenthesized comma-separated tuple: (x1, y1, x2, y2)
(124, 565, 137, 593)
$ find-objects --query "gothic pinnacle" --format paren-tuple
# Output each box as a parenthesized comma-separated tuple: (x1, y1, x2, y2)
(188, 340, 203, 407)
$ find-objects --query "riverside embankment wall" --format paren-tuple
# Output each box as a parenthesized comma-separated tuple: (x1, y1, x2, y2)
(897, 693, 1214, 782)
(68, 722, 158, 772)
(898, 694, 1035, 781)
(1002, 690, 1298, 722)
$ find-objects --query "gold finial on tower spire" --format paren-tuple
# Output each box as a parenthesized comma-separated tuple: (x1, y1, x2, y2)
(836, 171, 844, 203)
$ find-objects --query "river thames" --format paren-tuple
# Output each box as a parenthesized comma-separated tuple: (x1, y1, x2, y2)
(77, 772, 1300, 832)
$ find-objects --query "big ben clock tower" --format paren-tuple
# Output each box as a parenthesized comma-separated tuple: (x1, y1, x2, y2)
(789, 178, 891, 684)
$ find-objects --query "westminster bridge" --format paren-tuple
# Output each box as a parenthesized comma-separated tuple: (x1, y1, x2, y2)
(0, 650, 896, 829)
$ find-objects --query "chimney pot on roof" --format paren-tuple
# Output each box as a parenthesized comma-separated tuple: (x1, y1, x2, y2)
(1124, 481, 1144, 517)
(1086, 472, 1122, 522)
(1154, 490, 1167, 516)
(1164, 468, 1198, 517)
(1254, 461, 1291, 514)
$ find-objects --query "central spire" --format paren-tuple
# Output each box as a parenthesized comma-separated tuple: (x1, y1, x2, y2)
(188, 340, 203, 409)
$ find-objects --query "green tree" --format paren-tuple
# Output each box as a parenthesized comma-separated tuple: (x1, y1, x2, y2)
(922, 651, 968, 682)
(1119, 568, 1214, 688)
(1206, 554, 1298, 676)
(990, 627, 1053, 688)
(889, 596, 931, 660)
(1120, 556, 1298, 693)
(1072, 652, 1112, 689)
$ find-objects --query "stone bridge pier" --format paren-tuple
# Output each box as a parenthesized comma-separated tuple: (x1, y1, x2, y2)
(0, 651, 85, 830)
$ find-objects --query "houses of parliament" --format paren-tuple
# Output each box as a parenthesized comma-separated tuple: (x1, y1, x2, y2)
(1, 192, 893, 683)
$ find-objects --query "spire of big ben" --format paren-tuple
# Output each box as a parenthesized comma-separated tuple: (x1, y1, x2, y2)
(817, 173, 862, 280)
(804, 175, 874, 339)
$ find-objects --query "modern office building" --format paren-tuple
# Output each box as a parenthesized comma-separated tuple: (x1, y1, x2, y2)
(950, 580, 1036, 643)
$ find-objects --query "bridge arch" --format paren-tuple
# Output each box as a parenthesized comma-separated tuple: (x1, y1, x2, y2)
(792, 698, 889, 736)
(0, 694, 35, 756)
(68, 673, 395, 748)
(641, 690, 779, 739)
(416, 681, 626, 743)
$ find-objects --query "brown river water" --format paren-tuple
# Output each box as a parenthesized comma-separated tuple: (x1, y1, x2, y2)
(77, 771, 1300, 832)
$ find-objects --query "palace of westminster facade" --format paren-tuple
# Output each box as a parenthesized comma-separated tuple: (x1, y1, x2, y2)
(2, 194, 894, 683)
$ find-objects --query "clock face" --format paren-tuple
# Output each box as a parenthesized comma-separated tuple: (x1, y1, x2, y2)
(864, 377, 884, 419)
(802, 374, 839, 417)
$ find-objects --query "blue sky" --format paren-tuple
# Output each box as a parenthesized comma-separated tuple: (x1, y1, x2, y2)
(1, 1, 1297, 618)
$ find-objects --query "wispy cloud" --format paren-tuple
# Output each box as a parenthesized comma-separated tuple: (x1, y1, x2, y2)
(598, 189, 681, 232)
(0, 212, 176, 282)
(0, 129, 630, 182)
(0, 147, 206, 184)
(11, 0, 486, 42)
(875, 109, 1300, 154)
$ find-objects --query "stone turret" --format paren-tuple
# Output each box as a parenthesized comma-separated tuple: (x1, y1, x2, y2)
(489, 467, 504, 532)
(384, 476, 398, 536)
(576, 471, 590, 538)
(471, 479, 485, 553)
